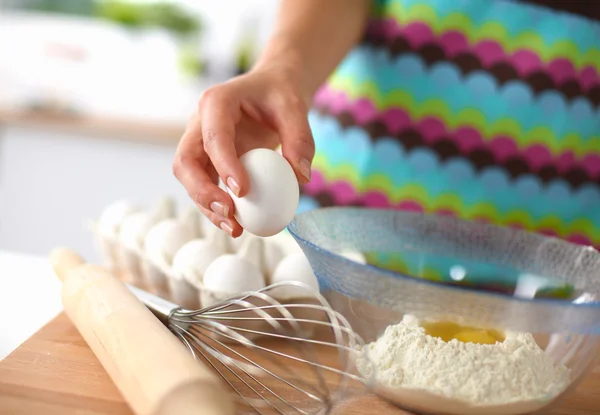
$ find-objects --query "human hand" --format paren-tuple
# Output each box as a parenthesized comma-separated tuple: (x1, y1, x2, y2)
(173, 65, 315, 238)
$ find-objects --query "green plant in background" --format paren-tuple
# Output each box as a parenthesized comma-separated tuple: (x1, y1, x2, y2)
(145, 2, 200, 38)
(178, 43, 205, 78)
(235, 40, 253, 76)
(95, 1, 201, 38)
(94, 0, 146, 28)
(12, 0, 202, 38)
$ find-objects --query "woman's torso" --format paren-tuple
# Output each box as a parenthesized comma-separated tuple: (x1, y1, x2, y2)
(303, 0, 600, 249)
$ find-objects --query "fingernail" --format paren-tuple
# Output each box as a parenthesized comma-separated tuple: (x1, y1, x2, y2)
(299, 158, 311, 182)
(227, 177, 241, 197)
(210, 201, 229, 218)
(220, 221, 233, 236)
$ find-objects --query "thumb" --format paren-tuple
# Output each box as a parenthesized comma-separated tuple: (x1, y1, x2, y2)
(273, 98, 315, 184)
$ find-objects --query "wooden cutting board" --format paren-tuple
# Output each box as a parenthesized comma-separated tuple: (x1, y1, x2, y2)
(0, 313, 599, 414)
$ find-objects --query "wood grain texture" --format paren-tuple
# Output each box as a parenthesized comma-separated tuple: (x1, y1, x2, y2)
(1, 313, 599, 414)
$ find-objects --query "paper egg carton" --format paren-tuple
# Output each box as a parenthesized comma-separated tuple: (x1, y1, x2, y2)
(88, 197, 326, 314)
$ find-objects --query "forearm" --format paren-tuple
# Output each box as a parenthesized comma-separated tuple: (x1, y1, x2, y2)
(253, 0, 371, 103)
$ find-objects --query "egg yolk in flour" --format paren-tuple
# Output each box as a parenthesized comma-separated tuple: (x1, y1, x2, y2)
(421, 321, 505, 344)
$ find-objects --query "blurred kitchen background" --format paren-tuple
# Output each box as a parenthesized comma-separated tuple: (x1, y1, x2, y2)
(0, 0, 279, 260)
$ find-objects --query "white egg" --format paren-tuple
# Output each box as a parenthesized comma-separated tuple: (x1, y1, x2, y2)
(236, 234, 284, 279)
(171, 239, 223, 287)
(144, 219, 197, 266)
(98, 200, 138, 237)
(120, 212, 156, 251)
(270, 253, 319, 299)
(227, 149, 299, 237)
(119, 197, 175, 251)
(262, 238, 285, 279)
(203, 254, 266, 294)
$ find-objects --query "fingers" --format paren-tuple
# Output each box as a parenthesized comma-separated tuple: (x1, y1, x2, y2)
(200, 90, 250, 198)
(173, 117, 241, 237)
(175, 76, 314, 237)
(199, 204, 244, 238)
(272, 95, 315, 184)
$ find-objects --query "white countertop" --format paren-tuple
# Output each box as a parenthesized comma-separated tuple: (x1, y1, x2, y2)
(0, 251, 63, 360)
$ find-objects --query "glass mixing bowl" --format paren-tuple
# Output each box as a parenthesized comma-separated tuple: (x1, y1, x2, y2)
(288, 207, 600, 415)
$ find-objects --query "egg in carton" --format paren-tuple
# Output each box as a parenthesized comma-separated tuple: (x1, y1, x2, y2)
(198, 233, 327, 343)
(117, 197, 176, 286)
(168, 227, 232, 309)
(197, 235, 269, 342)
(199, 235, 263, 303)
(166, 223, 288, 313)
(140, 206, 202, 298)
(259, 236, 367, 337)
(90, 199, 139, 273)
(265, 229, 305, 257)
(265, 252, 323, 337)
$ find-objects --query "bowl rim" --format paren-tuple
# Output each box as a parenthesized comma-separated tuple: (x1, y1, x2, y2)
(287, 207, 600, 310)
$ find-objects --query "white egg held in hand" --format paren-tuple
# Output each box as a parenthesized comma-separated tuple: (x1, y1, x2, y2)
(228, 149, 299, 237)
(203, 254, 266, 294)
(270, 253, 319, 299)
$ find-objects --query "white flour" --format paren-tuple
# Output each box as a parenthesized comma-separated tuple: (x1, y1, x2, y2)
(356, 315, 570, 406)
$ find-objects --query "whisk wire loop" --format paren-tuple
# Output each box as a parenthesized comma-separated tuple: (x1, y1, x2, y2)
(132, 281, 368, 414)
(181, 327, 311, 415)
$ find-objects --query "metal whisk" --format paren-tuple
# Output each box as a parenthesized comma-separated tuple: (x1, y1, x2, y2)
(127, 281, 366, 414)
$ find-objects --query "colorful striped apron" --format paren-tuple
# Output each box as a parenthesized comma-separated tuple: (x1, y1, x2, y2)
(301, 0, 600, 249)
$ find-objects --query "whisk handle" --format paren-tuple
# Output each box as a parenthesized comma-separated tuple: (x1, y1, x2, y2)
(127, 284, 179, 326)
(49, 248, 234, 415)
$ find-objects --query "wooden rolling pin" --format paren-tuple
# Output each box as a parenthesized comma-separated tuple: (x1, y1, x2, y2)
(49, 247, 235, 415)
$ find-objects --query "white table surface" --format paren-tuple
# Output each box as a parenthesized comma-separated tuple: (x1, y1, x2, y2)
(0, 251, 63, 361)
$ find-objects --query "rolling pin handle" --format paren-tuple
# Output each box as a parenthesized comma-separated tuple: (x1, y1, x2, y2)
(49, 247, 86, 282)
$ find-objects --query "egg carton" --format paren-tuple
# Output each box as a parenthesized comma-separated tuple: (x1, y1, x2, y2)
(88, 197, 327, 316)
